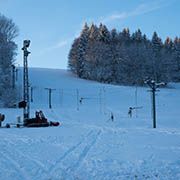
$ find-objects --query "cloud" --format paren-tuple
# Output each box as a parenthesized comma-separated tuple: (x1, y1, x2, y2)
(77, 1, 163, 42)
(38, 0, 176, 56)
(52, 40, 69, 49)
(38, 39, 70, 55)
(98, 0, 170, 24)
(100, 12, 127, 24)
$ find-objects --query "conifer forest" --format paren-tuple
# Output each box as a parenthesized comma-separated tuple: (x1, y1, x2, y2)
(68, 23, 180, 85)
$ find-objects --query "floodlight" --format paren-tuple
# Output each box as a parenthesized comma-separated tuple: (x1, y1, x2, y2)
(23, 40, 30, 48)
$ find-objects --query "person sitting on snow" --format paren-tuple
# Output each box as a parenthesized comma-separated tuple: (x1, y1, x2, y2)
(0, 113, 5, 127)
(39, 110, 45, 119)
(35, 111, 41, 123)
(35, 111, 40, 119)
(39, 110, 47, 123)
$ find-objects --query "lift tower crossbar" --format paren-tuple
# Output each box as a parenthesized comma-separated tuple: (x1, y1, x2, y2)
(22, 40, 31, 123)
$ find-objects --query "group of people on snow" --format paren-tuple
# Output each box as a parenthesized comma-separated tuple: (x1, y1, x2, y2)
(35, 110, 47, 123)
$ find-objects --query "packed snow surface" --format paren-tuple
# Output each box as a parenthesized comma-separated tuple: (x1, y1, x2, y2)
(0, 68, 180, 180)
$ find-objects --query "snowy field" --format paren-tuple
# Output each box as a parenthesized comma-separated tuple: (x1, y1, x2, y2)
(0, 68, 180, 180)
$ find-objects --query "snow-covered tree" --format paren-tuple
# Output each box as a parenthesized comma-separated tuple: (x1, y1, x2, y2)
(68, 23, 180, 85)
(99, 24, 110, 43)
(109, 29, 121, 83)
(68, 38, 80, 73)
(151, 32, 163, 82)
(119, 28, 131, 44)
(89, 23, 99, 41)
(0, 14, 18, 107)
(68, 23, 89, 78)
(173, 37, 180, 81)
(131, 29, 143, 42)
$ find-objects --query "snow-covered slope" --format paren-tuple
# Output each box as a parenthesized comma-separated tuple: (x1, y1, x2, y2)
(0, 68, 180, 180)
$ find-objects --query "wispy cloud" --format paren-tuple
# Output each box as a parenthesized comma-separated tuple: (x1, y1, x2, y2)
(39, 0, 176, 56)
(50, 40, 69, 49)
(38, 39, 70, 55)
(98, 0, 170, 24)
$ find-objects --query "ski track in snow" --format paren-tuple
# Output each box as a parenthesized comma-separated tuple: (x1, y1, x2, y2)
(1, 68, 180, 179)
(0, 137, 50, 180)
(0, 150, 30, 180)
(46, 129, 101, 179)
(66, 130, 101, 174)
(48, 130, 94, 173)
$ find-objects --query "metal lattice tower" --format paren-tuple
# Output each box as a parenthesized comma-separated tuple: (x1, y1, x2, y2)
(22, 40, 31, 123)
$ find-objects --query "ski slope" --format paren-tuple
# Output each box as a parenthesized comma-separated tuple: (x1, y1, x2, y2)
(0, 68, 180, 180)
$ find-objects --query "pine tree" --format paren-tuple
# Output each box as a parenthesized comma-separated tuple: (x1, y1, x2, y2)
(131, 29, 143, 42)
(119, 28, 131, 44)
(152, 32, 163, 53)
(151, 32, 163, 82)
(128, 29, 145, 84)
(164, 37, 173, 51)
(68, 23, 180, 85)
(109, 28, 121, 83)
(83, 23, 100, 80)
(68, 23, 89, 78)
(99, 24, 110, 43)
(68, 38, 80, 73)
(173, 37, 180, 81)
(162, 37, 174, 81)
(89, 23, 99, 41)
(77, 23, 89, 78)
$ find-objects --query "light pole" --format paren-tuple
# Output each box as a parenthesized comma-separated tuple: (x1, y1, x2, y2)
(15, 67, 18, 82)
(145, 79, 165, 128)
(11, 64, 16, 89)
(30, 86, 35, 103)
(45, 88, 56, 109)
(22, 40, 31, 123)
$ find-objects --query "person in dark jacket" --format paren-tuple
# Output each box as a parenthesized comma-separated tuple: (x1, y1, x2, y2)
(0, 113, 5, 127)
(128, 107, 133, 118)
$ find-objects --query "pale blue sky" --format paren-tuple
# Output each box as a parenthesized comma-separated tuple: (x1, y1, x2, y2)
(0, 0, 179, 69)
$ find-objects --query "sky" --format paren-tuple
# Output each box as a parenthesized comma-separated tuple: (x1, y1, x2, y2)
(0, 0, 180, 69)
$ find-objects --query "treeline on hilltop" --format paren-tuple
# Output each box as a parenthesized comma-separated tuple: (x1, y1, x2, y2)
(0, 13, 18, 107)
(68, 23, 180, 85)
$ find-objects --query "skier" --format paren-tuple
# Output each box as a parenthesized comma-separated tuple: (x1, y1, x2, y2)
(128, 106, 143, 118)
(79, 98, 83, 104)
(111, 112, 114, 122)
(128, 107, 133, 118)
(107, 112, 114, 122)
